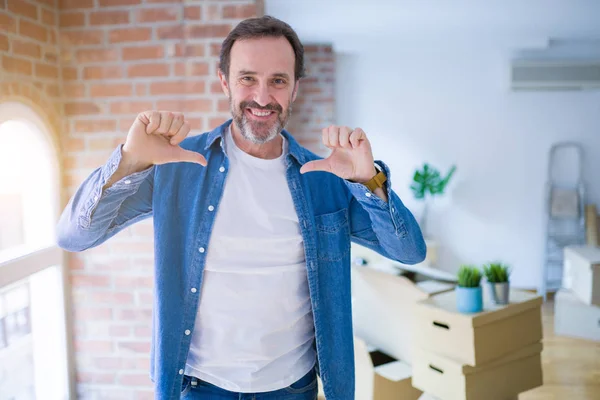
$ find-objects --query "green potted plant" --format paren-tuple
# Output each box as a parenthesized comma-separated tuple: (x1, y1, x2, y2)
(483, 262, 511, 305)
(456, 265, 483, 313)
(410, 163, 456, 237)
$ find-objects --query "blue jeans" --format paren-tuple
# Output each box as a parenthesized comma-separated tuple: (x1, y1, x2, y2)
(180, 368, 318, 399)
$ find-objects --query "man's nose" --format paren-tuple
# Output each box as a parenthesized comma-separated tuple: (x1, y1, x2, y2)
(253, 83, 272, 107)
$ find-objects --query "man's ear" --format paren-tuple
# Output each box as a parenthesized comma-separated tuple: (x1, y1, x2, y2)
(218, 69, 230, 97)
(291, 80, 300, 103)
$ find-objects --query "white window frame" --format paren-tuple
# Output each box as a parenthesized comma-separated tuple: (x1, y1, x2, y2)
(0, 101, 75, 400)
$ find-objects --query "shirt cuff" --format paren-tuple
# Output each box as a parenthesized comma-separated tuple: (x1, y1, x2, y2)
(101, 145, 154, 193)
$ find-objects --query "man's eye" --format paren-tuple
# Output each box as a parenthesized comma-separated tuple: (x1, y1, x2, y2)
(241, 77, 254, 82)
(274, 79, 286, 85)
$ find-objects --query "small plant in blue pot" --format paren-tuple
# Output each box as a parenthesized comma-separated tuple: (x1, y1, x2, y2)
(456, 265, 483, 313)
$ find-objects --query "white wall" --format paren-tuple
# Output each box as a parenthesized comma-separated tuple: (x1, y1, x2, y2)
(336, 39, 600, 289)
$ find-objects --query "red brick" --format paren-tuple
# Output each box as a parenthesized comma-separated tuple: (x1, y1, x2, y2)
(210, 42, 220, 57)
(90, 291, 135, 304)
(41, 8, 57, 26)
(45, 83, 60, 97)
(146, 0, 181, 3)
(119, 373, 151, 386)
(210, 80, 223, 94)
(94, 357, 122, 370)
(149, 81, 205, 95)
(88, 137, 119, 151)
(18, 19, 48, 42)
(155, 25, 183, 40)
(108, 27, 151, 43)
(71, 273, 110, 287)
(76, 48, 119, 63)
(217, 98, 229, 112)
(59, 11, 85, 28)
(135, 390, 154, 400)
(8, 0, 38, 21)
(222, 4, 256, 19)
(0, 12, 17, 33)
(83, 65, 123, 80)
(35, 62, 59, 79)
(205, 4, 220, 21)
(44, 49, 58, 63)
(90, 10, 130, 26)
(2, 55, 33, 75)
(188, 24, 231, 39)
(76, 372, 117, 384)
(209, 117, 228, 130)
(156, 99, 212, 113)
(122, 45, 164, 61)
(174, 43, 205, 57)
(60, 30, 104, 46)
(0, 0, 4, 9)
(0, 33, 10, 51)
(174, 61, 209, 77)
(127, 63, 169, 77)
(110, 101, 153, 115)
(62, 66, 78, 80)
(74, 119, 117, 133)
(37, 0, 56, 8)
(59, 0, 94, 9)
(65, 102, 102, 116)
(135, 83, 146, 96)
(134, 326, 152, 337)
(99, 0, 141, 5)
(135, 7, 177, 23)
(74, 307, 113, 321)
(184, 6, 201, 20)
(90, 83, 132, 97)
(118, 341, 151, 354)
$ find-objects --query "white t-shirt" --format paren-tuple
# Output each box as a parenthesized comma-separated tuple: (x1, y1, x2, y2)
(184, 125, 317, 393)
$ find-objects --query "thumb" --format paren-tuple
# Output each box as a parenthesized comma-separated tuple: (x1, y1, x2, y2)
(172, 147, 207, 166)
(300, 159, 331, 174)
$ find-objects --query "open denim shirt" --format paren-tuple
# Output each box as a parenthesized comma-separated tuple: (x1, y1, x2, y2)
(56, 120, 426, 400)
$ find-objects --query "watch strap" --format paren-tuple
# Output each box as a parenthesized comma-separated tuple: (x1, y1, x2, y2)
(364, 170, 387, 192)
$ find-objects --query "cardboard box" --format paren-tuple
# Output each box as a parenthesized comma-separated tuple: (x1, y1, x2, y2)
(554, 289, 600, 342)
(563, 245, 600, 306)
(413, 289, 542, 366)
(351, 264, 454, 364)
(354, 337, 422, 400)
(412, 342, 543, 400)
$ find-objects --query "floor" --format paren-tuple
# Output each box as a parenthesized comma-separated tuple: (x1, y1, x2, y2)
(520, 299, 600, 400)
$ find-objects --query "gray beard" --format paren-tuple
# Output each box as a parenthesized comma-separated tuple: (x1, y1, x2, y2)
(231, 102, 292, 145)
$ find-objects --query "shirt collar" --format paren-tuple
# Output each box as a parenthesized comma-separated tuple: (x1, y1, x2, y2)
(204, 119, 307, 165)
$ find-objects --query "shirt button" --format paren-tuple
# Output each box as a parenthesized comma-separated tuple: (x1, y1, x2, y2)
(191, 287, 197, 293)
(198, 247, 205, 253)
(179, 369, 184, 375)
(208, 205, 214, 212)
(365, 192, 372, 197)
(93, 195, 99, 201)
(185, 329, 191, 335)
(219, 166, 225, 172)
(124, 179, 131, 185)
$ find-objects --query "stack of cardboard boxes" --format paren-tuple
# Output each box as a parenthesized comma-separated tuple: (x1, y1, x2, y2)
(556, 245, 600, 342)
(411, 289, 544, 400)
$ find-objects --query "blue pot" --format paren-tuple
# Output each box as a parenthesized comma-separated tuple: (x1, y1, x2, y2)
(456, 286, 483, 313)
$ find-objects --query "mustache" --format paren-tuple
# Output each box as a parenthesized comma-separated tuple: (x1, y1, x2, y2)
(240, 101, 282, 113)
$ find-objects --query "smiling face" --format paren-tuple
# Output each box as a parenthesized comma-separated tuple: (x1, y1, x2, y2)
(218, 36, 298, 144)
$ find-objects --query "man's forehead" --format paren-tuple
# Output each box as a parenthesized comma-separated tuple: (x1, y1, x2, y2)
(230, 37, 295, 75)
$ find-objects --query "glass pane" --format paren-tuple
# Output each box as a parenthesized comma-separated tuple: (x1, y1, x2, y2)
(0, 266, 69, 400)
(0, 120, 56, 255)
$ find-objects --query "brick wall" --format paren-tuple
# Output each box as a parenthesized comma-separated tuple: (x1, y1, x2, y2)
(0, 0, 62, 147)
(1, 0, 335, 398)
(287, 44, 335, 156)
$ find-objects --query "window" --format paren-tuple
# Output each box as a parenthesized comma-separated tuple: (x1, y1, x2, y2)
(0, 102, 73, 399)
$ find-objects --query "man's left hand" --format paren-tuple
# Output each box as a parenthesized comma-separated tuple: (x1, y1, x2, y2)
(299, 126, 377, 183)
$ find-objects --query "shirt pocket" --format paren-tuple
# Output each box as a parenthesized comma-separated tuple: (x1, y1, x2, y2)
(314, 208, 351, 262)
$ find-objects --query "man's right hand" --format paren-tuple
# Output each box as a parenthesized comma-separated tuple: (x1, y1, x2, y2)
(122, 110, 207, 171)
(104, 111, 207, 189)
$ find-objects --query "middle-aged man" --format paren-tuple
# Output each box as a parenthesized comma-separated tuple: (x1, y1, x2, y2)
(57, 15, 426, 400)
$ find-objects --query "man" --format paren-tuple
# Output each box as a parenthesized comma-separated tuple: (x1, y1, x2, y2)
(57, 15, 425, 400)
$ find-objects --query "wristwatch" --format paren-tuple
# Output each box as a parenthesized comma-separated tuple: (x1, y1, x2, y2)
(364, 164, 387, 192)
